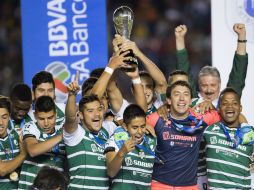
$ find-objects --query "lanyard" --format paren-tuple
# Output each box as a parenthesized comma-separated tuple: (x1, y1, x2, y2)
(220, 122, 240, 149)
(169, 114, 204, 134)
(0, 133, 14, 160)
(135, 136, 164, 164)
(92, 133, 106, 146)
(114, 127, 163, 164)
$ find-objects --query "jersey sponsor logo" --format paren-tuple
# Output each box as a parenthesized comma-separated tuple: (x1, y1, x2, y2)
(163, 131, 197, 142)
(124, 157, 153, 168)
(218, 139, 247, 151)
(170, 134, 197, 141)
(163, 131, 170, 140)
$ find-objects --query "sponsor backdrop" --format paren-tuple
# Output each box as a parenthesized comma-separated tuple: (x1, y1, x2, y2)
(212, 0, 254, 125)
(21, 0, 108, 102)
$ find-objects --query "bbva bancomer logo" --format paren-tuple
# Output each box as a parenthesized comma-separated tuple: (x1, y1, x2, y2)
(45, 61, 70, 103)
(226, 0, 254, 43)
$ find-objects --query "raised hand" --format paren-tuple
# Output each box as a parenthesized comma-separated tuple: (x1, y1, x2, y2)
(233, 23, 246, 40)
(119, 40, 141, 57)
(67, 71, 80, 95)
(112, 34, 124, 53)
(175, 25, 187, 39)
(108, 50, 132, 70)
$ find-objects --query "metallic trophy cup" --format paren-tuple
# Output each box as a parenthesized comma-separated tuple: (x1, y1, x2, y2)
(113, 6, 138, 72)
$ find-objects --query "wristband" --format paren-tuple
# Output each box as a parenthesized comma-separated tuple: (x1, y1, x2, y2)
(132, 77, 141, 84)
(238, 39, 247, 43)
(104, 67, 114, 75)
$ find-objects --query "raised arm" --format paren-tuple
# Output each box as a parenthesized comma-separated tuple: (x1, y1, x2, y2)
(175, 25, 198, 98)
(0, 136, 26, 176)
(64, 72, 80, 134)
(120, 40, 167, 94)
(227, 23, 248, 97)
(125, 67, 148, 113)
(91, 51, 129, 99)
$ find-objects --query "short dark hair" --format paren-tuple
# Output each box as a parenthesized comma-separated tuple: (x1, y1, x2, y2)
(81, 77, 98, 97)
(168, 70, 188, 85)
(218, 87, 240, 107)
(30, 166, 68, 190)
(166, 80, 192, 99)
(35, 96, 56, 113)
(79, 94, 100, 112)
(0, 97, 11, 113)
(90, 68, 105, 79)
(32, 71, 55, 92)
(123, 104, 146, 125)
(139, 71, 155, 89)
(10, 83, 32, 102)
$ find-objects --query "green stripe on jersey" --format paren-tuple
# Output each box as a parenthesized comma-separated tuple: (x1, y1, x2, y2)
(111, 135, 156, 190)
(66, 127, 109, 190)
(0, 129, 20, 190)
(18, 123, 66, 190)
(204, 122, 253, 189)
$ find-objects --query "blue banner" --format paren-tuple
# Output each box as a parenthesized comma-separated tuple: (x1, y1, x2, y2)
(21, 0, 108, 102)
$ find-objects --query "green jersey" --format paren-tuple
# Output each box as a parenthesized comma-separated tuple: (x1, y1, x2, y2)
(0, 129, 20, 190)
(18, 121, 66, 190)
(204, 122, 253, 189)
(64, 124, 109, 190)
(105, 127, 156, 190)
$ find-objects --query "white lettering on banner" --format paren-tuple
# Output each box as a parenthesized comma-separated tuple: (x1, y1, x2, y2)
(46, 0, 91, 82)
(70, 0, 89, 56)
(71, 58, 90, 81)
(47, 0, 68, 56)
(70, 0, 90, 81)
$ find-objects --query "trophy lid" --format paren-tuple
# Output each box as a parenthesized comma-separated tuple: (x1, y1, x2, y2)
(113, 6, 134, 39)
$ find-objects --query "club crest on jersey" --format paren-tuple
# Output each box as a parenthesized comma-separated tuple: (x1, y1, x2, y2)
(91, 144, 98, 152)
(125, 157, 133, 166)
(210, 136, 218, 145)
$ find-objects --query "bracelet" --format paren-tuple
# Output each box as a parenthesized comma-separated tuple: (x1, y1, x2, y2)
(104, 67, 114, 75)
(238, 39, 247, 43)
(132, 77, 141, 84)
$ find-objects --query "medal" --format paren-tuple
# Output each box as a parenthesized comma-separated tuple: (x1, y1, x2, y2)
(9, 171, 19, 181)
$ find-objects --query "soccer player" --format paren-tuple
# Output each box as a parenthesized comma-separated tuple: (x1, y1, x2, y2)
(9, 83, 32, 133)
(105, 104, 156, 189)
(204, 87, 254, 189)
(147, 81, 220, 190)
(0, 97, 27, 189)
(63, 73, 109, 189)
(27, 71, 65, 125)
(18, 96, 65, 190)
